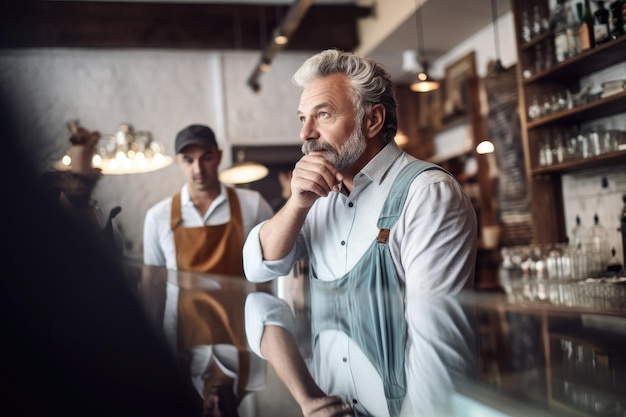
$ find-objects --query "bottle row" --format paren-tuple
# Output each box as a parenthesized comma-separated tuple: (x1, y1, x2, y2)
(502, 210, 623, 281)
(527, 87, 590, 119)
(537, 126, 626, 166)
(520, 0, 625, 64)
(502, 273, 626, 311)
(526, 76, 625, 121)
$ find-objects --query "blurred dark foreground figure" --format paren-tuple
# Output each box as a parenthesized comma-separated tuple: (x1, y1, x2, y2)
(0, 96, 200, 416)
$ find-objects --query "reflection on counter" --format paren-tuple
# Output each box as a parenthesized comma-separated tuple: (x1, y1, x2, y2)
(134, 263, 626, 417)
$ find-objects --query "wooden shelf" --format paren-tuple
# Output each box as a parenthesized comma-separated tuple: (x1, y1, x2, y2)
(512, 0, 626, 244)
(527, 90, 626, 129)
(522, 36, 626, 85)
(531, 149, 626, 176)
(519, 30, 554, 51)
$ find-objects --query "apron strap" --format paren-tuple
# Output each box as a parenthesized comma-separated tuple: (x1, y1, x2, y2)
(377, 160, 448, 234)
(171, 192, 183, 230)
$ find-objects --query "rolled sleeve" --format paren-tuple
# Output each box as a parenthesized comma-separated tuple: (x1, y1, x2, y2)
(242, 221, 299, 282)
(245, 292, 296, 359)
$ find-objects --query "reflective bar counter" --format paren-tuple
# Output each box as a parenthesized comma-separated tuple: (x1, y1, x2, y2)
(128, 262, 626, 417)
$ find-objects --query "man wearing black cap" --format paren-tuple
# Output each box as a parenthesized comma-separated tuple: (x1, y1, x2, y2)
(142, 124, 274, 274)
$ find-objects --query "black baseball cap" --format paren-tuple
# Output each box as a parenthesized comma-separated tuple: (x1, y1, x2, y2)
(174, 124, 218, 153)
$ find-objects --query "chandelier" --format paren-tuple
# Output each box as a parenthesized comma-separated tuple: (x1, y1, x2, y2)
(57, 123, 172, 175)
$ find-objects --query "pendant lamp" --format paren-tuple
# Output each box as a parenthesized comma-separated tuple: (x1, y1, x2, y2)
(219, 149, 269, 185)
(410, 0, 439, 93)
(476, 140, 495, 154)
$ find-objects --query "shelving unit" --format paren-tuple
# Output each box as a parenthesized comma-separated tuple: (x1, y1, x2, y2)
(511, 0, 626, 244)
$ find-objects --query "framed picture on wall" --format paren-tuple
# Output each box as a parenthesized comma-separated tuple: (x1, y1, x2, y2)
(442, 50, 477, 120)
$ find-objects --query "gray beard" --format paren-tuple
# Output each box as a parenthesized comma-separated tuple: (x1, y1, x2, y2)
(301, 122, 367, 171)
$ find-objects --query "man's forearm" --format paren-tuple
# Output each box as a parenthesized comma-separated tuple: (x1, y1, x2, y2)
(258, 199, 309, 261)
(260, 325, 324, 405)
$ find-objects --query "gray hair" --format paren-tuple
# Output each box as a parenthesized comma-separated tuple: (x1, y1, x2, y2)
(292, 49, 398, 144)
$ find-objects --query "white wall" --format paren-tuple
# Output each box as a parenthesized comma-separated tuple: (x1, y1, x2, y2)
(0, 48, 307, 254)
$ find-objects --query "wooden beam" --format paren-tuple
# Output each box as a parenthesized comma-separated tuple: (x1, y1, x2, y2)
(0, 1, 371, 51)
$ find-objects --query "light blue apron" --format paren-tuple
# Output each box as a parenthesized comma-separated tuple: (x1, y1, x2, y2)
(310, 160, 445, 417)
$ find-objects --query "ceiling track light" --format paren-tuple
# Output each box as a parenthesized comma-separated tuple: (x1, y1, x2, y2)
(246, 0, 314, 92)
(409, 0, 439, 93)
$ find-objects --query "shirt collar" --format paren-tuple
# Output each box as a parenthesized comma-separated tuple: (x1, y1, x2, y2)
(180, 183, 227, 206)
(359, 141, 403, 185)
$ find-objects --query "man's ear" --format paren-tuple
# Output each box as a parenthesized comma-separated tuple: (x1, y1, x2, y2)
(364, 103, 386, 139)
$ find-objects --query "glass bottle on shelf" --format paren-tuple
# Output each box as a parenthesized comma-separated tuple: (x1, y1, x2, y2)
(578, 0, 596, 50)
(532, 5, 544, 37)
(578, 127, 591, 158)
(553, 0, 570, 62)
(609, 0, 625, 38)
(566, 2, 582, 57)
(539, 136, 554, 166)
(587, 213, 609, 277)
(571, 215, 590, 278)
(553, 0, 581, 61)
(565, 126, 581, 161)
(594, 0, 611, 44)
(553, 130, 566, 163)
(528, 96, 542, 119)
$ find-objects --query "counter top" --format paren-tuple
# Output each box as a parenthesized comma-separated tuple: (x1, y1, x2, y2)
(129, 262, 626, 417)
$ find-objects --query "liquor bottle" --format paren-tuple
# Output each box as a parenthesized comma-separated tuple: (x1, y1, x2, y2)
(587, 213, 609, 277)
(594, 0, 611, 44)
(579, 0, 596, 50)
(553, 0, 570, 62)
(609, 0, 625, 38)
(565, 2, 581, 57)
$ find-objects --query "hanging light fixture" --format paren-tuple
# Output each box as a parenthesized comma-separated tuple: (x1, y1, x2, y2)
(219, 149, 269, 185)
(476, 140, 495, 154)
(490, 0, 506, 73)
(56, 123, 172, 175)
(410, 0, 439, 93)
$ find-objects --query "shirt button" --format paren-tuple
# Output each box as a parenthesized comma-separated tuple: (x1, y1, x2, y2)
(352, 399, 358, 404)
(342, 357, 347, 362)
(341, 241, 346, 246)
(348, 202, 354, 207)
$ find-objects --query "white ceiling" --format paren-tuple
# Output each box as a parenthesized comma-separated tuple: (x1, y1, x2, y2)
(363, 0, 511, 82)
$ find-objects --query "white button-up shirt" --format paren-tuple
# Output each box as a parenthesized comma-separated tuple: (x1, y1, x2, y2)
(243, 141, 477, 297)
(144, 184, 274, 270)
(243, 142, 477, 415)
